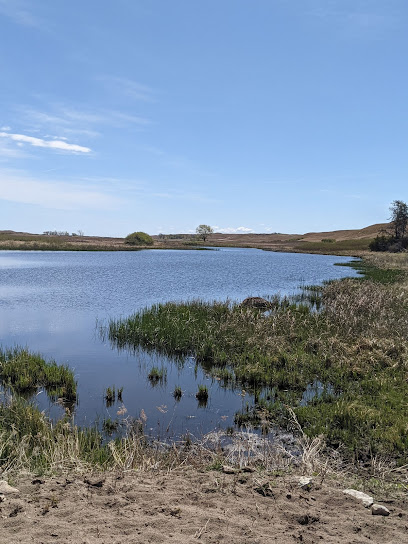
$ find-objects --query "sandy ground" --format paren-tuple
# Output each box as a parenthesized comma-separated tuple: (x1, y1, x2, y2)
(1, 467, 407, 544)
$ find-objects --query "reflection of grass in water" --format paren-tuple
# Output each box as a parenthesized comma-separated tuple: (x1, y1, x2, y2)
(0, 347, 76, 402)
(104, 386, 115, 406)
(104, 386, 124, 406)
(173, 385, 182, 400)
(147, 366, 167, 385)
(196, 385, 208, 407)
(107, 261, 408, 462)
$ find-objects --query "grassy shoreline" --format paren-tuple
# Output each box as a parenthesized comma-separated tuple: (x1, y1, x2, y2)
(107, 254, 408, 464)
(1, 252, 408, 481)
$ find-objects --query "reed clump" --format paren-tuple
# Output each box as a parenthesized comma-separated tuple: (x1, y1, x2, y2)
(147, 366, 167, 385)
(107, 259, 408, 463)
(0, 348, 77, 402)
(173, 385, 183, 400)
(196, 385, 209, 402)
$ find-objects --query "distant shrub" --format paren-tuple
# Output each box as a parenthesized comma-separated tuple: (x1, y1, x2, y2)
(124, 231, 154, 246)
(321, 238, 335, 243)
(369, 235, 408, 252)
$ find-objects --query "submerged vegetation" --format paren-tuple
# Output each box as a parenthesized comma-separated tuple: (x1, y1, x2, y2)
(107, 254, 408, 462)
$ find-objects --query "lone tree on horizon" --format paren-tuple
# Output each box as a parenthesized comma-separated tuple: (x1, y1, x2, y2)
(390, 200, 408, 240)
(196, 224, 214, 242)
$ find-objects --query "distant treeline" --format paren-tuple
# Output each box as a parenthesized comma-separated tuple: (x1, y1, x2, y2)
(43, 230, 84, 236)
(369, 235, 408, 252)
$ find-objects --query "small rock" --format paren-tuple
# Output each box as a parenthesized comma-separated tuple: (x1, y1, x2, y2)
(254, 482, 274, 497)
(9, 505, 23, 518)
(298, 514, 319, 525)
(242, 466, 255, 473)
(343, 489, 373, 508)
(84, 476, 105, 487)
(222, 465, 237, 474)
(298, 476, 313, 490)
(372, 504, 390, 516)
(0, 481, 19, 495)
(32, 479, 45, 485)
(0, 493, 5, 503)
(241, 297, 271, 309)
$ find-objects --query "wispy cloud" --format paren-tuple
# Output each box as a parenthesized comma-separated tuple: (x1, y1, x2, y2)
(309, 0, 399, 37)
(0, 170, 121, 210)
(19, 104, 150, 138)
(0, 0, 42, 28)
(97, 75, 157, 102)
(0, 139, 32, 160)
(151, 190, 217, 204)
(0, 131, 91, 154)
(212, 226, 255, 234)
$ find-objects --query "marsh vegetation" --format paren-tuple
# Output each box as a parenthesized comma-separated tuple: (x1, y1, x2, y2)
(0, 348, 76, 402)
(107, 257, 408, 463)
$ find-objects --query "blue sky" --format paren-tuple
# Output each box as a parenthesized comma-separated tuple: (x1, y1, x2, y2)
(0, 0, 407, 236)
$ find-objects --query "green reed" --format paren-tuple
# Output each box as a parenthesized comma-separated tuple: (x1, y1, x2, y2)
(0, 347, 76, 402)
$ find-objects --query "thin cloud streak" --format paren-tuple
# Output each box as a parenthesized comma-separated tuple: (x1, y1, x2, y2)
(0, 0, 42, 28)
(0, 171, 121, 210)
(97, 75, 157, 102)
(0, 132, 91, 154)
(20, 105, 150, 136)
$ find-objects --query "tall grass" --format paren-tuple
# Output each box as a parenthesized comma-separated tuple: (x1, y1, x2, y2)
(0, 348, 76, 402)
(106, 261, 408, 462)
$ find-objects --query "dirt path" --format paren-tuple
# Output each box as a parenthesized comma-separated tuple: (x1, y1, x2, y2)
(1, 467, 407, 544)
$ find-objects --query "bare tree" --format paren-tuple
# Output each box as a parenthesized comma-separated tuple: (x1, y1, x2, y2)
(389, 200, 408, 239)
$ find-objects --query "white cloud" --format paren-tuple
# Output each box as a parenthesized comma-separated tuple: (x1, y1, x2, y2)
(0, 131, 91, 154)
(0, 170, 121, 210)
(212, 226, 255, 234)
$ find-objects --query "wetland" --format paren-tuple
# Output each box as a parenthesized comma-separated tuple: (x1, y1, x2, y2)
(0, 248, 359, 442)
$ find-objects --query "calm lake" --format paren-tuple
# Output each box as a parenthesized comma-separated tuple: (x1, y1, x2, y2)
(0, 249, 359, 439)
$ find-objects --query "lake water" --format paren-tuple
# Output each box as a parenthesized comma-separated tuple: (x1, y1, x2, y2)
(0, 249, 359, 439)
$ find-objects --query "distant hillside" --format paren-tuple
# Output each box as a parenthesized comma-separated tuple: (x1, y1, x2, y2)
(0, 222, 390, 255)
(300, 223, 390, 242)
